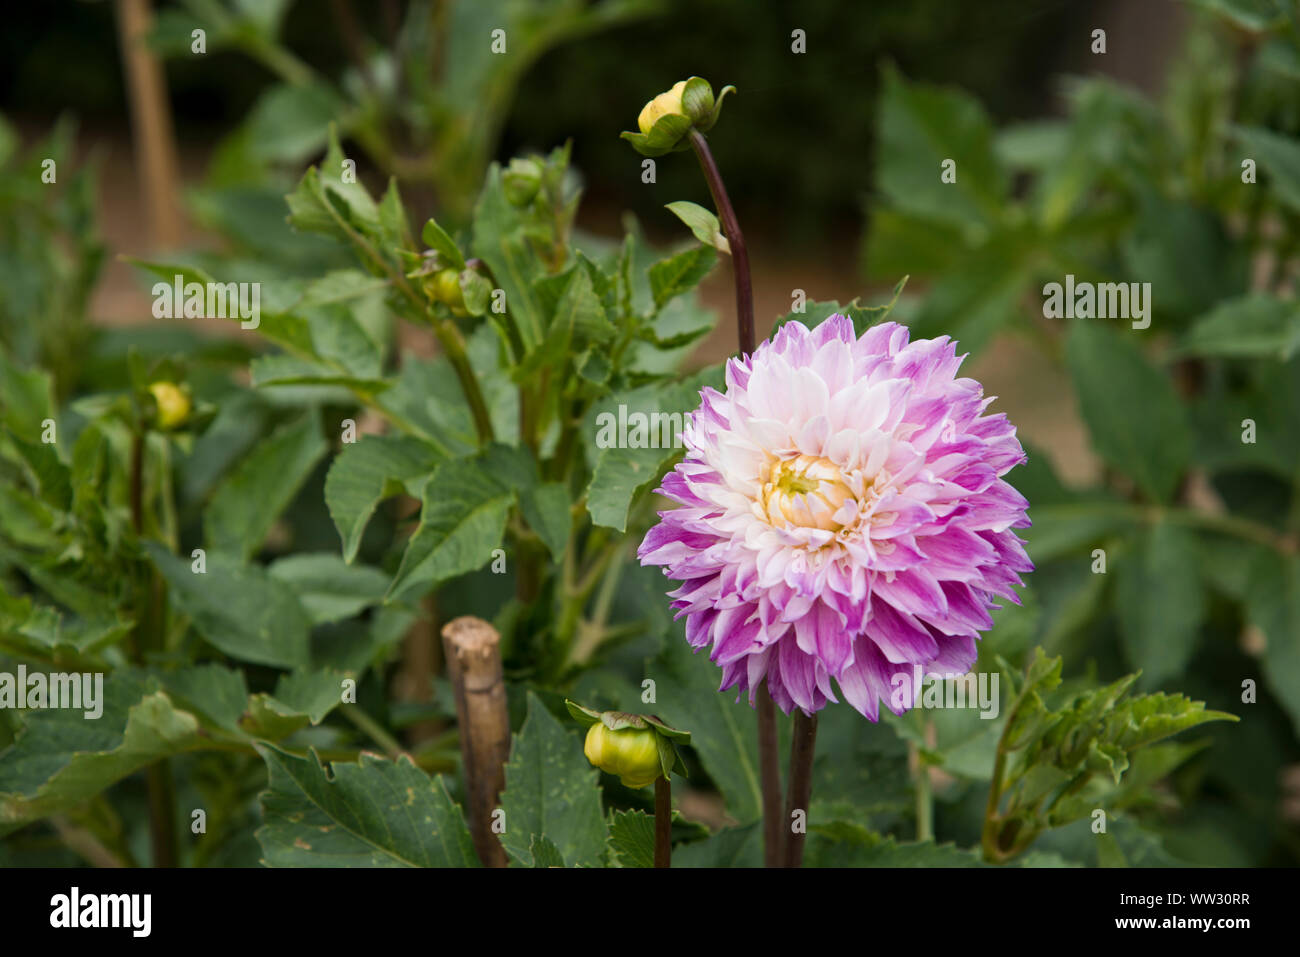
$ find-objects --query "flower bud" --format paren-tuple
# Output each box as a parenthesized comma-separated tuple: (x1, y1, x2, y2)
(637, 80, 688, 135)
(566, 700, 691, 789)
(584, 723, 663, 789)
(502, 157, 543, 207)
(623, 77, 736, 158)
(433, 268, 468, 317)
(148, 381, 190, 430)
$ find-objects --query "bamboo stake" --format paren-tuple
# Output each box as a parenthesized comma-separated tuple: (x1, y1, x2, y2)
(441, 616, 510, 868)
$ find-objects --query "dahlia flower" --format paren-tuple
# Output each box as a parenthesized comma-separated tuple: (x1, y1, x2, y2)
(638, 316, 1033, 719)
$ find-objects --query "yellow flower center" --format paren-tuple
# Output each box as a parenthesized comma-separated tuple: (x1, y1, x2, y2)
(760, 454, 854, 532)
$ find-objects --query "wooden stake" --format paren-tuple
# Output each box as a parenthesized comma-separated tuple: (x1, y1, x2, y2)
(441, 616, 510, 868)
(113, 0, 183, 249)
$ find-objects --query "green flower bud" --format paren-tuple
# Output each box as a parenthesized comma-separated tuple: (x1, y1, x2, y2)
(148, 381, 190, 430)
(623, 77, 736, 158)
(565, 700, 692, 790)
(433, 268, 468, 317)
(502, 157, 543, 207)
(584, 723, 663, 789)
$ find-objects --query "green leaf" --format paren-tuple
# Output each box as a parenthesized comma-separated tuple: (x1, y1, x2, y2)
(472, 164, 546, 349)
(324, 434, 442, 563)
(1065, 320, 1192, 502)
(674, 823, 762, 867)
(1178, 294, 1300, 361)
(246, 82, 345, 164)
(528, 835, 566, 867)
(421, 217, 466, 271)
(162, 664, 250, 734)
(1190, 0, 1289, 33)
(876, 64, 1007, 227)
(387, 447, 523, 599)
(499, 692, 607, 867)
(516, 264, 615, 377)
(650, 635, 762, 824)
(1246, 553, 1300, 736)
(585, 367, 722, 532)
(147, 543, 312, 669)
(517, 481, 570, 561)
(268, 553, 390, 624)
(1115, 522, 1204, 688)
(648, 244, 717, 310)
(1020, 502, 1135, 563)
(806, 825, 986, 867)
(256, 746, 478, 867)
(607, 809, 656, 868)
(0, 672, 200, 826)
(664, 201, 729, 253)
(205, 413, 328, 560)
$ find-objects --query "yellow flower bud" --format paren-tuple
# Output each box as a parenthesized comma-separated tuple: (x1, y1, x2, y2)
(584, 722, 663, 789)
(148, 381, 190, 430)
(637, 80, 688, 135)
(434, 268, 468, 317)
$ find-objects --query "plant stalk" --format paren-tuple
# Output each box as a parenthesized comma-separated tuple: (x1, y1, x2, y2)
(783, 710, 818, 868)
(688, 126, 781, 867)
(757, 684, 783, 867)
(688, 130, 754, 354)
(654, 777, 672, 868)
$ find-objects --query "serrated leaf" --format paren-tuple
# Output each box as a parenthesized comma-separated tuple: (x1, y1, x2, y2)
(585, 367, 722, 532)
(146, 543, 312, 669)
(387, 449, 520, 599)
(256, 746, 478, 867)
(268, 553, 390, 624)
(0, 673, 200, 825)
(648, 244, 717, 310)
(607, 809, 656, 867)
(204, 413, 328, 560)
(324, 434, 443, 563)
(499, 692, 607, 867)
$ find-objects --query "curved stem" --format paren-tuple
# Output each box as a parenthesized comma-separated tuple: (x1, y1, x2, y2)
(689, 130, 754, 354)
(688, 126, 782, 867)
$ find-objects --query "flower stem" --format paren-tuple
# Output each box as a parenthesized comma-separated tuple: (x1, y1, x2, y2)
(757, 685, 784, 867)
(912, 741, 934, 842)
(688, 126, 780, 865)
(654, 777, 672, 868)
(688, 130, 754, 354)
(783, 710, 818, 868)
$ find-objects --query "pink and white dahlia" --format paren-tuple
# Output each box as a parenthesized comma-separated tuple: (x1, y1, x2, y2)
(638, 316, 1032, 719)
